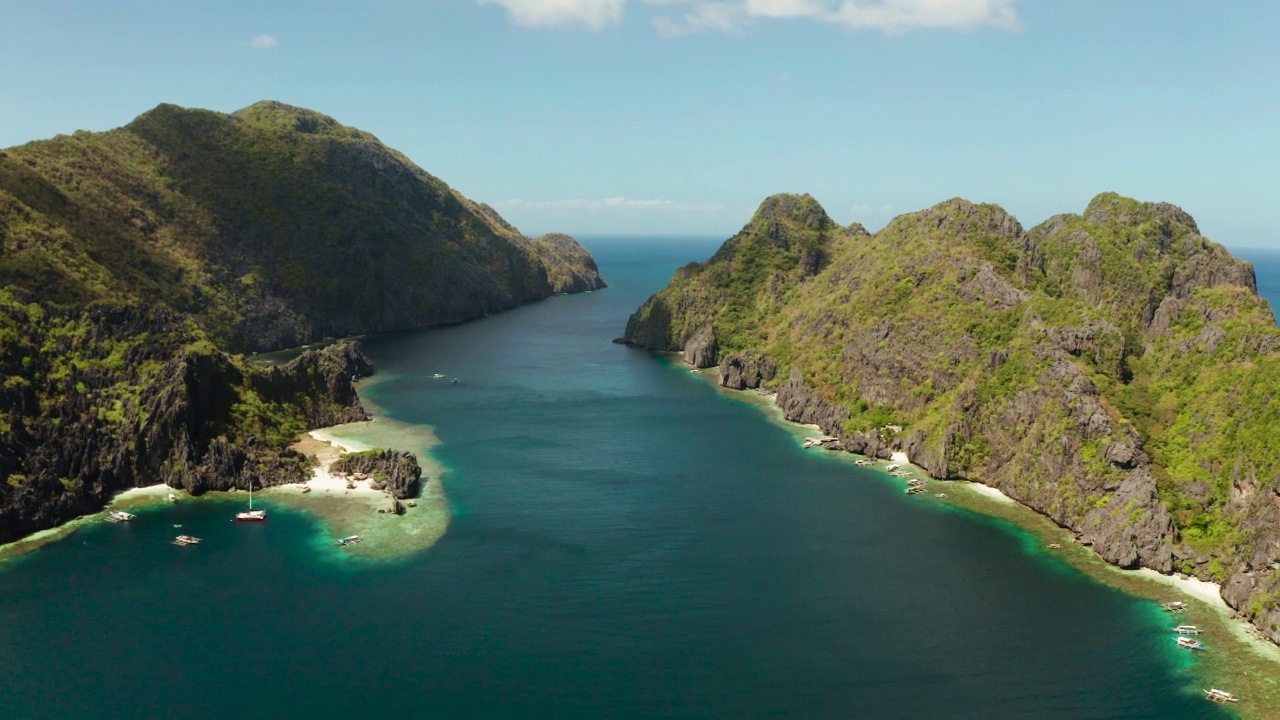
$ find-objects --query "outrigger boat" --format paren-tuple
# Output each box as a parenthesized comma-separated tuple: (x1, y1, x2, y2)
(105, 511, 136, 523)
(1162, 601, 1188, 612)
(335, 535, 363, 546)
(1175, 625, 1201, 635)
(432, 373, 446, 379)
(172, 535, 202, 546)
(167, 493, 179, 503)
(854, 459, 872, 466)
(1203, 688, 1239, 703)
(1176, 637, 1206, 651)
(905, 486, 926, 495)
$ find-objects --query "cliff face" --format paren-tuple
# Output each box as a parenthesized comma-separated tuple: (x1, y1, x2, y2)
(624, 192, 1280, 644)
(0, 100, 606, 352)
(0, 292, 371, 544)
(0, 100, 607, 543)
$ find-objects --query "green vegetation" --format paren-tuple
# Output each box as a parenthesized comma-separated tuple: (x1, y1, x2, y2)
(0, 100, 602, 544)
(626, 191, 1280, 638)
(0, 100, 603, 353)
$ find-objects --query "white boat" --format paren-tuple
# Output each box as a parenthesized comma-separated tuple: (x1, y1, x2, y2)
(335, 535, 363, 546)
(235, 482, 267, 522)
(1176, 637, 1205, 650)
(173, 535, 202, 546)
(1175, 625, 1201, 635)
(1203, 688, 1238, 703)
(1162, 601, 1188, 612)
(432, 373, 446, 379)
(106, 511, 136, 522)
(167, 493, 179, 503)
(886, 464, 901, 472)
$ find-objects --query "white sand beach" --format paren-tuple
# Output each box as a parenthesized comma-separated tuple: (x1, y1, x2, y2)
(291, 431, 382, 496)
(1132, 567, 1228, 609)
(961, 481, 1017, 504)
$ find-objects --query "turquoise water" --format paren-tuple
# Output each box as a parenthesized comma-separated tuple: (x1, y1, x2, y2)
(0, 237, 1256, 718)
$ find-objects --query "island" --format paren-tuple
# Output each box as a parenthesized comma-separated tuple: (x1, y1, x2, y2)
(0, 100, 605, 547)
(621, 192, 1280, 645)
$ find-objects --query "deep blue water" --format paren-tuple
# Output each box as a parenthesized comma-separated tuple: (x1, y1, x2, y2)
(1234, 247, 1280, 323)
(0, 237, 1253, 719)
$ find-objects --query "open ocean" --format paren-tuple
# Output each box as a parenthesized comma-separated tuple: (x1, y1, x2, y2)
(3, 239, 1276, 719)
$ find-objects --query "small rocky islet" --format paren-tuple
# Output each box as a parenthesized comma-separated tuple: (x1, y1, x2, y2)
(621, 191, 1280, 647)
(0, 100, 605, 547)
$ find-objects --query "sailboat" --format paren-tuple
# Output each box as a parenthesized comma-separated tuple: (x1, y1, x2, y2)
(235, 481, 267, 521)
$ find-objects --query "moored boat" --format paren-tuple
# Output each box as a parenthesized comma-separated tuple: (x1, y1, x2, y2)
(235, 482, 267, 521)
(106, 511, 136, 523)
(173, 535, 202, 545)
(1203, 688, 1238, 703)
(167, 493, 179, 503)
(1162, 601, 1188, 612)
(1176, 637, 1205, 650)
(1175, 625, 1201, 635)
(335, 535, 363, 546)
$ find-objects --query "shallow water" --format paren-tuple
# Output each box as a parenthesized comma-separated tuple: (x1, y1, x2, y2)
(0, 237, 1253, 719)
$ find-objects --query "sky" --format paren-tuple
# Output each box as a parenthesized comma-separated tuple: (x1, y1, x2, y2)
(1, 0, 1277, 246)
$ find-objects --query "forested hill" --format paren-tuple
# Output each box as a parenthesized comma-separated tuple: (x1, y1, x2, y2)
(0, 101, 603, 543)
(0, 100, 605, 352)
(623, 192, 1280, 644)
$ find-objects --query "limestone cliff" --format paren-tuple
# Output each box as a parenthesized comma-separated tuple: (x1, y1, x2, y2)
(0, 100, 606, 543)
(0, 294, 371, 543)
(623, 192, 1280, 644)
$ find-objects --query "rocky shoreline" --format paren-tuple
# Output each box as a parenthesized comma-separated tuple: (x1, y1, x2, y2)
(709, 349, 1280, 649)
(620, 193, 1280, 650)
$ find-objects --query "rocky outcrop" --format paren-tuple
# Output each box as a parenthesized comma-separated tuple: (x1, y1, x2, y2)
(0, 300, 375, 544)
(331, 450, 422, 500)
(525, 233, 608, 294)
(630, 191, 1280, 645)
(718, 351, 778, 390)
(682, 324, 719, 368)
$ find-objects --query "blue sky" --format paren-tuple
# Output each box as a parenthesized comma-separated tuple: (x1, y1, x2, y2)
(1, 0, 1276, 246)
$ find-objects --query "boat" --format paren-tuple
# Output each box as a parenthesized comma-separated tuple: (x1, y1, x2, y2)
(173, 535, 202, 546)
(335, 535, 363, 546)
(167, 493, 179, 503)
(1175, 625, 1201, 635)
(854, 459, 872, 466)
(432, 373, 446, 379)
(905, 486, 926, 495)
(105, 511, 136, 523)
(235, 482, 267, 522)
(886, 464, 901, 472)
(1047, 543, 1062, 549)
(1162, 601, 1189, 612)
(300, 486, 312, 494)
(1176, 637, 1206, 650)
(1203, 688, 1238, 703)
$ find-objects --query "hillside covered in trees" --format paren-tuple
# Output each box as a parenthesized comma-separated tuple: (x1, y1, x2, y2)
(624, 192, 1280, 643)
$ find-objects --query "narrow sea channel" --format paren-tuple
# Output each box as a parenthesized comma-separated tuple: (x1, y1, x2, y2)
(2, 237, 1267, 719)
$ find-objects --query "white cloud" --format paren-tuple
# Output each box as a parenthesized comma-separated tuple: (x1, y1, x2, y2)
(493, 196, 725, 212)
(478, 0, 626, 30)
(650, 0, 1021, 37)
(250, 34, 278, 49)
